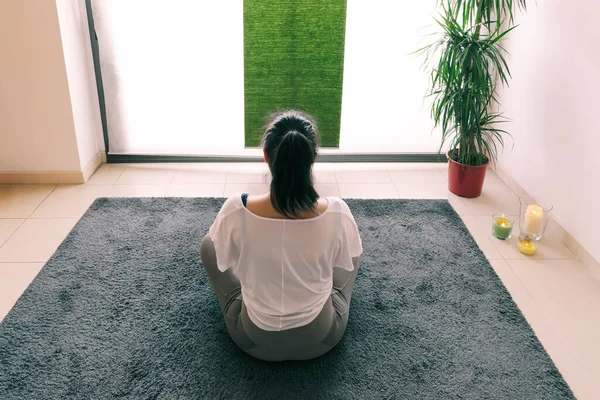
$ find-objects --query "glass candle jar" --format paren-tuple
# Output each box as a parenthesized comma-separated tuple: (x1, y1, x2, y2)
(519, 197, 553, 241)
(517, 233, 537, 255)
(492, 213, 513, 240)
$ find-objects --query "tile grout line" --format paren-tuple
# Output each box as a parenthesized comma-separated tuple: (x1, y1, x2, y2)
(0, 261, 49, 264)
(544, 318, 600, 322)
(333, 168, 341, 198)
(503, 258, 560, 324)
(384, 170, 399, 197)
(4, 186, 62, 237)
(0, 219, 27, 250)
(112, 164, 128, 185)
(14, 216, 83, 220)
(536, 320, 593, 387)
(221, 172, 229, 197)
(27, 185, 58, 219)
(9, 185, 59, 233)
(163, 168, 177, 197)
(391, 171, 402, 198)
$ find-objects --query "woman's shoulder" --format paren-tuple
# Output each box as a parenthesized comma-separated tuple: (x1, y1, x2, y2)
(325, 196, 353, 216)
(218, 193, 245, 217)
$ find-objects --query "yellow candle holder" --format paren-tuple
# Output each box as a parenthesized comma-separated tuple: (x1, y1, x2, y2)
(517, 233, 537, 255)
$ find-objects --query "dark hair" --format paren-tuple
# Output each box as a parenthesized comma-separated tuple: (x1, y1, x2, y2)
(263, 110, 319, 218)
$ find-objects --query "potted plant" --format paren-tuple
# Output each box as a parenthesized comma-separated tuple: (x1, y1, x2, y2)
(418, 0, 527, 198)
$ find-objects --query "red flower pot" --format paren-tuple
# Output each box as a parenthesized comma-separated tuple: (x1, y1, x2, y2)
(447, 155, 488, 198)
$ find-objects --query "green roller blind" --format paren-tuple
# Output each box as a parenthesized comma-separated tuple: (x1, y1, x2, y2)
(244, 0, 347, 147)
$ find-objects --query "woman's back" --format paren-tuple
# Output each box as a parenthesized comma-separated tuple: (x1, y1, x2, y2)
(209, 194, 361, 331)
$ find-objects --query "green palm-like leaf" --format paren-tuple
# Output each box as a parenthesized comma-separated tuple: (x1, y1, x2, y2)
(418, 0, 526, 165)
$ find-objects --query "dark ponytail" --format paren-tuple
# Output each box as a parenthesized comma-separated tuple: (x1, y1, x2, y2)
(263, 110, 319, 218)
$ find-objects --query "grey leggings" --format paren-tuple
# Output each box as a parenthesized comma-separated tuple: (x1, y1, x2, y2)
(200, 235, 359, 362)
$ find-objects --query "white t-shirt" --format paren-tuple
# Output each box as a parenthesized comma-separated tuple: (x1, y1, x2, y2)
(208, 194, 363, 331)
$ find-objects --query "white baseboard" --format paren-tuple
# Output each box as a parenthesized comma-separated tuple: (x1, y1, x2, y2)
(0, 171, 84, 184)
(82, 153, 103, 182)
(0, 152, 104, 185)
(493, 163, 600, 277)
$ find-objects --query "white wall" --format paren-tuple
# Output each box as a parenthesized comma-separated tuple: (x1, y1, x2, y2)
(497, 1, 600, 260)
(0, 0, 101, 173)
(56, 0, 102, 168)
(0, 1, 81, 172)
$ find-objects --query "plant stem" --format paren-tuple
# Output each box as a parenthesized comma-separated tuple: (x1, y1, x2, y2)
(473, 0, 485, 39)
(461, 0, 486, 164)
(461, 0, 486, 163)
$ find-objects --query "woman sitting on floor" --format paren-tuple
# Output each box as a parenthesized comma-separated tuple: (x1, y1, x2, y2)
(200, 110, 362, 362)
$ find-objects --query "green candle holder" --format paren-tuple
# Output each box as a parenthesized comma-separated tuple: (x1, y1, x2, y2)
(492, 213, 513, 240)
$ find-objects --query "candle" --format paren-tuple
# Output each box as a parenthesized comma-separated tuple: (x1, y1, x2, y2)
(492, 214, 513, 240)
(523, 205, 544, 235)
(517, 233, 537, 255)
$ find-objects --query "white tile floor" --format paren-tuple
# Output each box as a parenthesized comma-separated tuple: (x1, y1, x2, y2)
(1, 162, 598, 398)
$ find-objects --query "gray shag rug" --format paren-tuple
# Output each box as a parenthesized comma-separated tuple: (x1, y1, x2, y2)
(0, 198, 573, 399)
